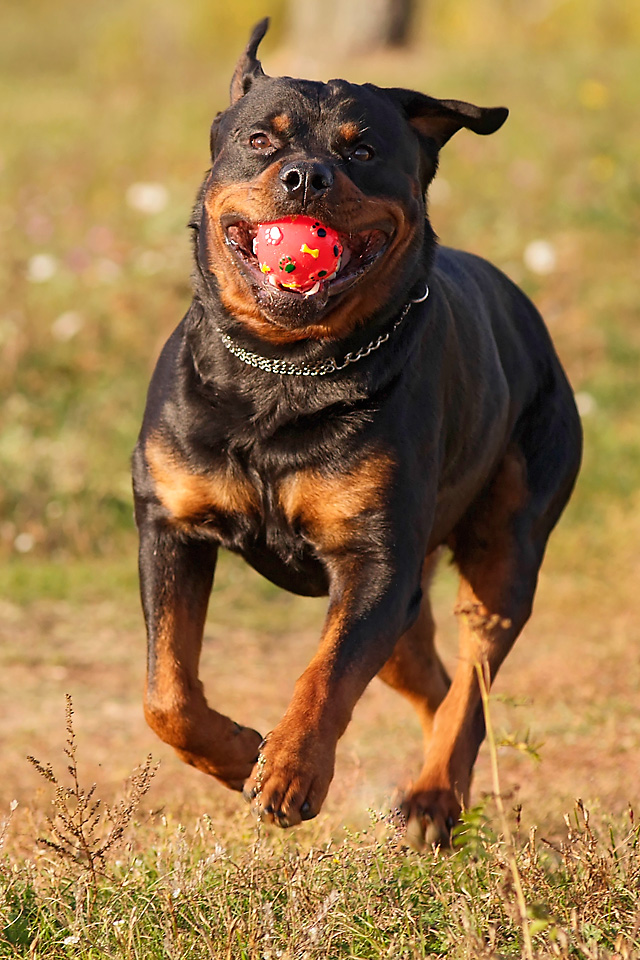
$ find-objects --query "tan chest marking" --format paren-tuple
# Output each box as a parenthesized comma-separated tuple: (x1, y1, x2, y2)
(279, 453, 393, 550)
(145, 437, 258, 522)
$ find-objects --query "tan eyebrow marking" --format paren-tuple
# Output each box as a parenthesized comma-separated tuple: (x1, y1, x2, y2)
(271, 113, 292, 134)
(339, 121, 362, 142)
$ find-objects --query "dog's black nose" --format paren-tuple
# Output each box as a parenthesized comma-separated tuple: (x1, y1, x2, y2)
(279, 160, 334, 202)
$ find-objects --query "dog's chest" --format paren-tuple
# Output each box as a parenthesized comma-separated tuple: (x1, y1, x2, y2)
(145, 434, 390, 593)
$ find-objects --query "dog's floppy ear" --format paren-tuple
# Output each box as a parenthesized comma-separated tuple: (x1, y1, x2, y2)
(230, 18, 270, 104)
(385, 88, 508, 148)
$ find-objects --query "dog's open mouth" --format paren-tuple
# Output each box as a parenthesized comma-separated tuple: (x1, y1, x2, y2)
(223, 216, 391, 306)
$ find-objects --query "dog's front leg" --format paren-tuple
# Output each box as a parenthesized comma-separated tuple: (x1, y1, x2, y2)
(244, 456, 425, 826)
(138, 516, 262, 790)
(244, 564, 417, 827)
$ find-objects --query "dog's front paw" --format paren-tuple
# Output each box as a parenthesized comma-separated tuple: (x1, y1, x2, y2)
(242, 724, 336, 827)
(399, 787, 461, 850)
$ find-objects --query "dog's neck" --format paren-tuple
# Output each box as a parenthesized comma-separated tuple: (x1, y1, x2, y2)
(213, 285, 429, 378)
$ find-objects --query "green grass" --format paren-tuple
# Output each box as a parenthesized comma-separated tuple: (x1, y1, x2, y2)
(1, 706, 638, 959)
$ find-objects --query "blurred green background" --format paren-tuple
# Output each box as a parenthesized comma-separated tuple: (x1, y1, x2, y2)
(1, 0, 638, 594)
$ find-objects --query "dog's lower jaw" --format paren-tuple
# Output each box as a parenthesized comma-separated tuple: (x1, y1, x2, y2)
(222, 251, 398, 338)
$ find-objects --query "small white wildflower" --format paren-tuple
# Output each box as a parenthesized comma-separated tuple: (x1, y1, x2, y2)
(27, 254, 58, 283)
(63, 935, 80, 945)
(113, 919, 125, 928)
(52, 311, 84, 342)
(172, 887, 181, 899)
(48, 666, 67, 682)
(14, 533, 35, 554)
(93, 258, 121, 283)
(126, 182, 169, 215)
(523, 239, 557, 275)
(46, 501, 64, 520)
(135, 249, 166, 275)
(575, 391, 597, 417)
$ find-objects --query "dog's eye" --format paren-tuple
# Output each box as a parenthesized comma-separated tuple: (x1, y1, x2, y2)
(351, 144, 375, 162)
(249, 132, 273, 151)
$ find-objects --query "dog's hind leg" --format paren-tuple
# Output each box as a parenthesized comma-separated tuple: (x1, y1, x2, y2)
(377, 551, 450, 748)
(401, 423, 581, 848)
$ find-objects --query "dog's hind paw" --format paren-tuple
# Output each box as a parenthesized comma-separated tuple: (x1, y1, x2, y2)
(399, 787, 461, 851)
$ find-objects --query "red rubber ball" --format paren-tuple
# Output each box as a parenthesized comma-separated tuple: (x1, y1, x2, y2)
(254, 216, 343, 293)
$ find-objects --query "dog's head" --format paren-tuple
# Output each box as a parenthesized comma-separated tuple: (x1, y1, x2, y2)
(194, 19, 507, 343)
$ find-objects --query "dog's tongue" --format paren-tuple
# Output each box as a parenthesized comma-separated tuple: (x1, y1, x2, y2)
(254, 216, 343, 294)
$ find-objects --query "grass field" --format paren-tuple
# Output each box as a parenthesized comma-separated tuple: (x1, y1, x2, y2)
(1, 1, 639, 956)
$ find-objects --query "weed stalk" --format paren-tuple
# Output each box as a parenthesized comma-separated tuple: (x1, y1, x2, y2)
(27, 694, 157, 895)
(475, 659, 534, 960)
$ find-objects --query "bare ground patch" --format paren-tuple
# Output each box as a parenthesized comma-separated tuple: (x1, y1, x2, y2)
(2, 548, 638, 848)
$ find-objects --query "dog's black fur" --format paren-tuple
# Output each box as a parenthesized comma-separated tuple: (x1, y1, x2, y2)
(132, 19, 581, 845)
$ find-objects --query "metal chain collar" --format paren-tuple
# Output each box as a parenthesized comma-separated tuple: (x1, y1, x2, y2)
(217, 285, 429, 377)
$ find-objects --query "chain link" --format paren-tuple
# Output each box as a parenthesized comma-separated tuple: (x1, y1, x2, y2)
(217, 285, 429, 377)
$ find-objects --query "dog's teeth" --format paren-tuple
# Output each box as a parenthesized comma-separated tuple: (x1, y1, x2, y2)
(268, 275, 279, 287)
(304, 282, 321, 297)
(252, 238, 258, 255)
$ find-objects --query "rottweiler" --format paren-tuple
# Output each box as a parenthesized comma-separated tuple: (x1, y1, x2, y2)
(132, 18, 582, 847)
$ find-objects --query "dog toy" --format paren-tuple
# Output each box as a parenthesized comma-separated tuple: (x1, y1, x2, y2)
(254, 216, 343, 294)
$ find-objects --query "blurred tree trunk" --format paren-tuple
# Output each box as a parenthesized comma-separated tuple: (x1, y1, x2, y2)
(287, 0, 417, 56)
